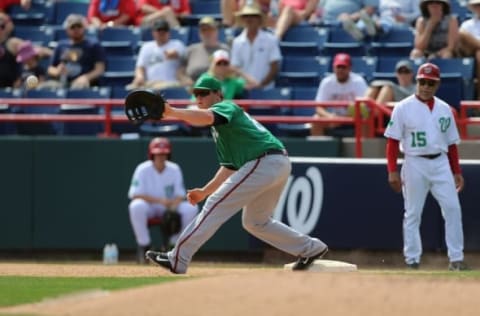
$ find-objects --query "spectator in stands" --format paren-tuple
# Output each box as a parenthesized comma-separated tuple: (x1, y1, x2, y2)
(177, 16, 230, 88)
(127, 19, 186, 90)
(274, 0, 319, 39)
(311, 53, 368, 136)
(87, 0, 137, 28)
(340, 0, 420, 40)
(313, 0, 379, 40)
(230, 3, 282, 89)
(47, 14, 106, 89)
(366, 59, 415, 105)
(0, 0, 31, 12)
(14, 40, 47, 89)
(222, 0, 274, 27)
(195, 49, 256, 100)
(410, 0, 458, 59)
(0, 13, 51, 88)
(458, 0, 480, 99)
(136, 0, 191, 28)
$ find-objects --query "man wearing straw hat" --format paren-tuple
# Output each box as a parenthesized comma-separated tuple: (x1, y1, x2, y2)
(230, 3, 282, 89)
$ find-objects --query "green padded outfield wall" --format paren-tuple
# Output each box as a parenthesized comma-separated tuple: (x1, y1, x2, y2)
(0, 137, 340, 252)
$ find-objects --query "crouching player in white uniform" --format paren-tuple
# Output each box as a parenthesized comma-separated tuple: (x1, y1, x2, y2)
(128, 137, 198, 264)
(384, 62, 468, 271)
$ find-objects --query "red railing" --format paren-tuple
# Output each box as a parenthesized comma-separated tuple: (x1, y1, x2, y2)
(0, 97, 427, 157)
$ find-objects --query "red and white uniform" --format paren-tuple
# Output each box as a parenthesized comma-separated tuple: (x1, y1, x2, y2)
(128, 160, 198, 246)
(384, 94, 464, 265)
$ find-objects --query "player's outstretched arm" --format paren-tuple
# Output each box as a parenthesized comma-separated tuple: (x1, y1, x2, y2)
(164, 102, 214, 126)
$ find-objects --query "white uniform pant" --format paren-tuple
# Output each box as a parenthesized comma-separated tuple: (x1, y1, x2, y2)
(129, 199, 198, 247)
(401, 154, 464, 264)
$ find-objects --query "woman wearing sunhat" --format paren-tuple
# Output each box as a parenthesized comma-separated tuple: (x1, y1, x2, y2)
(410, 0, 458, 59)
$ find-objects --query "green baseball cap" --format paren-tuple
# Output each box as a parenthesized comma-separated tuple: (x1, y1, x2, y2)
(193, 75, 221, 91)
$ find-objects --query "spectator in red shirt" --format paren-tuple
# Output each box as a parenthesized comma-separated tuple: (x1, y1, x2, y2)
(136, 0, 191, 28)
(0, 0, 31, 12)
(87, 0, 137, 28)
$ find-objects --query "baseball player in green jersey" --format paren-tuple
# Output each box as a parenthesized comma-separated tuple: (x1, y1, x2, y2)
(146, 74, 328, 273)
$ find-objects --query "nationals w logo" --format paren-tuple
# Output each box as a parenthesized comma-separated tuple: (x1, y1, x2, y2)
(439, 117, 451, 132)
(273, 167, 323, 234)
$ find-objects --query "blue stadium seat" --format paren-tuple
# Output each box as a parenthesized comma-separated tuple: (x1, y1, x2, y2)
(110, 86, 140, 135)
(13, 26, 54, 47)
(428, 57, 475, 100)
(277, 87, 318, 137)
(17, 88, 66, 135)
(370, 27, 414, 57)
(436, 79, 463, 111)
(0, 88, 22, 134)
(8, 1, 54, 25)
(246, 88, 292, 135)
(53, 1, 89, 25)
(323, 28, 367, 56)
(181, 2, 222, 26)
(276, 56, 330, 88)
(98, 27, 141, 56)
(279, 25, 326, 57)
(60, 87, 111, 135)
(102, 55, 136, 87)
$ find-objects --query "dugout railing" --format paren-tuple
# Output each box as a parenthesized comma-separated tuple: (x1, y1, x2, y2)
(1, 97, 477, 156)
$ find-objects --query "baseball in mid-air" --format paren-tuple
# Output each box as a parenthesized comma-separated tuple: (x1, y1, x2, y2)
(26, 75, 39, 89)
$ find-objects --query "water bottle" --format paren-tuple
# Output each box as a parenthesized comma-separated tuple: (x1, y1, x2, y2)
(103, 244, 111, 264)
(110, 243, 119, 264)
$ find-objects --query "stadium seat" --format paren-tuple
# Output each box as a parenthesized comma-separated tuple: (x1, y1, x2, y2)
(98, 27, 141, 56)
(323, 28, 367, 56)
(8, 1, 54, 26)
(110, 86, 140, 135)
(160, 87, 191, 99)
(428, 57, 475, 100)
(0, 88, 22, 134)
(181, 2, 222, 26)
(277, 87, 318, 137)
(17, 88, 66, 135)
(246, 88, 292, 135)
(370, 27, 414, 57)
(53, 1, 89, 25)
(102, 55, 137, 87)
(276, 56, 330, 88)
(279, 25, 327, 57)
(436, 79, 463, 111)
(13, 26, 54, 47)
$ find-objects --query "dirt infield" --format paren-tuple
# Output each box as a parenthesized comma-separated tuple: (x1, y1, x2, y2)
(1, 262, 480, 316)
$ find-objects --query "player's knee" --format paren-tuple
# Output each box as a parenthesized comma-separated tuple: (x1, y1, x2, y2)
(128, 198, 149, 216)
(242, 216, 268, 233)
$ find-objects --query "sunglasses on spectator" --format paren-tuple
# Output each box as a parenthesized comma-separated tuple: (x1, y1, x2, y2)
(216, 61, 229, 66)
(418, 79, 437, 87)
(69, 24, 83, 30)
(397, 68, 411, 74)
(0, 24, 6, 30)
(193, 90, 211, 98)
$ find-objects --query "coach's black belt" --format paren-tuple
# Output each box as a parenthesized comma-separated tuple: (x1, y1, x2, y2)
(418, 153, 442, 159)
(258, 148, 288, 158)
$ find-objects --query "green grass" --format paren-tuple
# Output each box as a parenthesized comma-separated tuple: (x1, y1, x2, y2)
(0, 276, 180, 307)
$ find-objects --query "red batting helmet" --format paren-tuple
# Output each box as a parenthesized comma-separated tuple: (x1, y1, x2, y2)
(148, 137, 171, 159)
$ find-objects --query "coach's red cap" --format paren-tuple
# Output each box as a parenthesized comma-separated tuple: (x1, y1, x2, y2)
(333, 53, 351, 67)
(416, 63, 440, 81)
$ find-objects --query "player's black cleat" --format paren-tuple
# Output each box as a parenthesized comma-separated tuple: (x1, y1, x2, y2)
(448, 261, 469, 271)
(406, 262, 420, 270)
(145, 250, 177, 274)
(292, 247, 329, 271)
